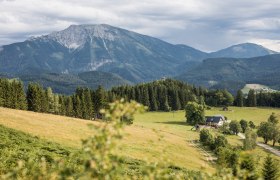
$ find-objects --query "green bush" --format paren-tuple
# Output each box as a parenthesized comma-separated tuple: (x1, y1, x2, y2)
(199, 129, 214, 146)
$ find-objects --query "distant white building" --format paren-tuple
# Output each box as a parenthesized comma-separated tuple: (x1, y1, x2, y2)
(205, 115, 226, 127)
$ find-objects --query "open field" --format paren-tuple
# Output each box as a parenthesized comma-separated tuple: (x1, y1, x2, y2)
(0, 107, 213, 172)
(206, 106, 280, 125)
(1, 106, 280, 173)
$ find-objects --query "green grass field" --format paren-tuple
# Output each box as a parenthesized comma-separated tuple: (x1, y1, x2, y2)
(1, 106, 280, 174)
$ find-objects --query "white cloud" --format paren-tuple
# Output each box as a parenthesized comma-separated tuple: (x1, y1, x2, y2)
(0, 0, 279, 51)
(249, 38, 280, 52)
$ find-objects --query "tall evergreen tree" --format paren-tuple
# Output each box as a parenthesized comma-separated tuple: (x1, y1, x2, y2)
(235, 90, 244, 107)
(73, 95, 82, 118)
(94, 86, 107, 118)
(46, 87, 55, 113)
(66, 96, 74, 117)
(16, 81, 27, 110)
(262, 155, 279, 180)
(148, 86, 158, 111)
(141, 86, 150, 108)
(247, 89, 257, 107)
(26, 83, 42, 112)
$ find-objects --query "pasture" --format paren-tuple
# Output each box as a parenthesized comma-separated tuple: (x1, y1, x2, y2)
(1, 106, 280, 173)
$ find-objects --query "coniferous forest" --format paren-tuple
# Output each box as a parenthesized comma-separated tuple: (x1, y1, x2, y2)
(1, 78, 280, 120)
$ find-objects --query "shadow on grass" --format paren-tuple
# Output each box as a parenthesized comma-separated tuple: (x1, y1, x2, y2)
(155, 121, 188, 126)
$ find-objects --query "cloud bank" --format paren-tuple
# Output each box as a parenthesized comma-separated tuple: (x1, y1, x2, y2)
(0, 0, 279, 51)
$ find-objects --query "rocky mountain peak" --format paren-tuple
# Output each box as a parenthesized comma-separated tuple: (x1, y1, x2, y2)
(31, 24, 121, 49)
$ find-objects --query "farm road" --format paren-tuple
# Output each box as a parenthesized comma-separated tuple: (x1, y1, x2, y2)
(238, 133, 280, 157)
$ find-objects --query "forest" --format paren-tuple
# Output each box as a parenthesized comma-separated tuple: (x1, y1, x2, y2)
(1, 78, 280, 120)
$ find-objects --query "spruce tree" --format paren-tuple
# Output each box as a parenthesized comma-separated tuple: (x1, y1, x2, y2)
(235, 90, 244, 107)
(16, 81, 27, 110)
(262, 155, 279, 180)
(0, 79, 3, 107)
(66, 96, 74, 117)
(46, 87, 55, 113)
(240, 155, 257, 179)
(148, 86, 158, 111)
(247, 89, 257, 107)
(26, 83, 42, 112)
(73, 95, 82, 118)
(59, 96, 66, 115)
(171, 90, 181, 110)
(141, 87, 150, 108)
(94, 86, 107, 118)
(40, 88, 49, 113)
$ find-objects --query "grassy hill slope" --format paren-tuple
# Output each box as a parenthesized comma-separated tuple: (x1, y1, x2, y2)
(1, 106, 280, 174)
(0, 107, 213, 172)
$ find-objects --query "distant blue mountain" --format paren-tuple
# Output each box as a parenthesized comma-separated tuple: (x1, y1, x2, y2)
(0, 24, 278, 93)
(0, 24, 207, 83)
(176, 54, 280, 92)
(210, 43, 277, 58)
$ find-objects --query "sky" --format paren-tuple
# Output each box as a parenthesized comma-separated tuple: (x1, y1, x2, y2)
(0, 0, 280, 52)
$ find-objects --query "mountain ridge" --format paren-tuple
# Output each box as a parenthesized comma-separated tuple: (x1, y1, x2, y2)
(0, 24, 279, 93)
(176, 54, 280, 92)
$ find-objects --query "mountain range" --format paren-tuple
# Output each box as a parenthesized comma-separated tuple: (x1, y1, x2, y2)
(0, 24, 279, 93)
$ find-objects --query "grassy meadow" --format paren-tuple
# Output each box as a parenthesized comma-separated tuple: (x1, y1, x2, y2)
(1, 106, 280, 174)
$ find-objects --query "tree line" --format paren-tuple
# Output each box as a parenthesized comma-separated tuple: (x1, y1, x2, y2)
(2, 77, 280, 121)
(110, 79, 235, 111)
(0, 78, 108, 120)
(235, 89, 280, 108)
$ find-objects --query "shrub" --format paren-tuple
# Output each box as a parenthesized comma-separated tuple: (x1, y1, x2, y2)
(248, 121, 256, 129)
(229, 120, 242, 135)
(239, 119, 248, 133)
(240, 154, 258, 179)
(219, 122, 231, 135)
(243, 129, 257, 150)
(213, 135, 228, 151)
(199, 129, 214, 146)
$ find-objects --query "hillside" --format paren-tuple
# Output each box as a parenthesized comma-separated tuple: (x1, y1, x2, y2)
(0, 107, 214, 172)
(1, 107, 280, 174)
(176, 54, 280, 92)
(210, 43, 277, 58)
(18, 71, 131, 94)
(0, 24, 206, 83)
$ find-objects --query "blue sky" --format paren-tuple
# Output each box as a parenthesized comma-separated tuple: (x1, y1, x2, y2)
(0, 0, 279, 52)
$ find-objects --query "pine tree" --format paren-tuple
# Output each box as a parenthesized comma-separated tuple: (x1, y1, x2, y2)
(94, 86, 107, 118)
(46, 87, 55, 113)
(171, 90, 181, 110)
(235, 90, 244, 107)
(66, 96, 74, 117)
(141, 87, 150, 108)
(73, 95, 82, 118)
(262, 155, 279, 180)
(3, 79, 12, 108)
(240, 154, 257, 179)
(42, 89, 50, 112)
(16, 81, 27, 110)
(0, 79, 3, 107)
(59, 96, 66, 115)
(148, 86, 158, 111)
(27, 83, 42, 112)
(247, 89, 257, 107)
